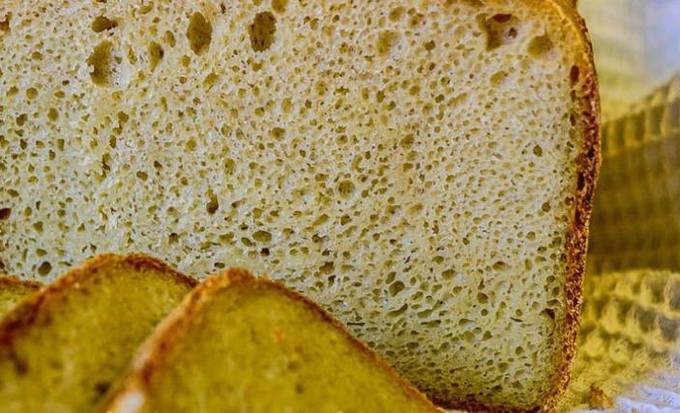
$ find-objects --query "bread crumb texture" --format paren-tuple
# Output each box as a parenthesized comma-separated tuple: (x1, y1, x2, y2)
(0, 0, 587, 408)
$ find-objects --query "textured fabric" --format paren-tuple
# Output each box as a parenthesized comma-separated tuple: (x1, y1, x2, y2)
(559, 269, 680, 412)
(588, 75, 680, 275)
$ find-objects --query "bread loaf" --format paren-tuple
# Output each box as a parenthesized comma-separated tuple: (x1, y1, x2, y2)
(0, 0, 599, 409)
(100, 269, 439, 413)
(0, 254, 196, 413)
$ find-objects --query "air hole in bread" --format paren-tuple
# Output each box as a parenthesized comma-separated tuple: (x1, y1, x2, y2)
(389, 7, 405, 21)
(139, 4, 153, 14)
(187, 12, 212, 55)
(163, 30, 176, 47)
(528, 34, 553, 59)
(0, 208, 11, 220)
(492, 261, 509, 271)
(91, 16, 117, 33)
(319, 262, 334, 273)
(37, 261, 52, 276)
(148, 41, 164, 71)
(570, 65, 580, 84)
(388, 304, 408, 317)
(33, 221, 43, 233)
(577, 173, 585, 191)
(249, 11, 276, 52)
(253, 230, 272, 243)
(376, 31, 400, 56)
(47, 108, 59, 122)
(272, 0, 288, 14)
(87, 41, 114, 86)
(25, 87, 38, 99)
(15, 113, 27, 126)
(490, 70, 508, 87)
(0, 13, 11, 34)
(408, 10, 425, 28)
(203, 72, 219, 90)
(337, 180, 355, 198)
(480, 13, 520, 51)
(206, 191, 219, 214)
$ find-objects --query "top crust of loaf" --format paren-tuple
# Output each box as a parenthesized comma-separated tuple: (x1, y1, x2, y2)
(102, 268, 439, 412)
(0, 254, 197, 347)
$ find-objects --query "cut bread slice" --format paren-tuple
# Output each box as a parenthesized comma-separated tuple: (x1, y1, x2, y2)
(100, 269, 439, 413)
(0, 254, 196, 413)
(0, 0, 600, 410)
(0, 276, 40, 317)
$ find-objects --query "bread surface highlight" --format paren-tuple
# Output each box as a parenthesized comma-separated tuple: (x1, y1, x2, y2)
(0, 0, 599, 409)
(0, 254, 196, 413)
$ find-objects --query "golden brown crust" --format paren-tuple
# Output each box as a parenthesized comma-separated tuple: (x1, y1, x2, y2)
(103, 268, 440, 412)
(544, 3, 600, 413)
(0, 254, 197, 348)
(431, 1, 600, 412)
(0, 275, 41, 291)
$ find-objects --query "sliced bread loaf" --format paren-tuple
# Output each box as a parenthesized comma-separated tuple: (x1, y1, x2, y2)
(0, 276, 40, 317)
(0, 0, 599, 409)
(100, 269, 439, 413)
(0, 254, 196, 413)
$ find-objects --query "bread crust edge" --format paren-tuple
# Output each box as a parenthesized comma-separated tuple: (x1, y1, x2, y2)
(0, 275, 41, 291)
(0, 253, 197, 348)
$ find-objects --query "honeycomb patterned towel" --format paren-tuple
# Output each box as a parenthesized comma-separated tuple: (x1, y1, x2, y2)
(588, 75, 680, 275)
(559, 269, 680, 412)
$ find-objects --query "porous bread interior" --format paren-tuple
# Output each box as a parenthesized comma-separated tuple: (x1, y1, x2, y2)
(106, 277, 437, 413)
(0, 258, 193, 413)
(0, 277, 38, 317)
(0, 0, 585, 408)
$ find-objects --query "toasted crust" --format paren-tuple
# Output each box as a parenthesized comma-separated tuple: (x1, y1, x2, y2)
(0, 275, 41, 291)
(544, 2, 600, 413)
(430, 1, 600, 412)
(102, 268, 440, 412)
(0, 254, 197, 348)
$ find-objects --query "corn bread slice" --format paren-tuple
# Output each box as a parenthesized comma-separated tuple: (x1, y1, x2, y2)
(0, 0, 600, 409)
(0, 276, 40, 317)
(0, 254, 196, 413)
(100, 269, 438, 413)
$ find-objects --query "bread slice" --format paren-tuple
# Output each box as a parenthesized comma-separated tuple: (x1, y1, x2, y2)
(0, 276, 40, 317)
(100, 269, 438, 413)
(0, 254, 196, 413)
(0, 0, 599, 409)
